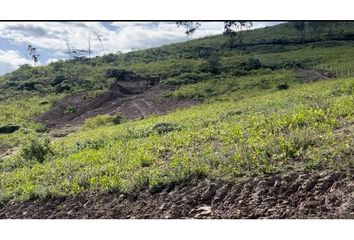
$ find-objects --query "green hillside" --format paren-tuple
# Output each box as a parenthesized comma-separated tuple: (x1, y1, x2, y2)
(1, 21, 354, 204)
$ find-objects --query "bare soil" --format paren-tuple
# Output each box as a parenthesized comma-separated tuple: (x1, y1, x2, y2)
(1, 170, 354, 219)
(295, 69, 332, 83)
(35, 82, 199, 137)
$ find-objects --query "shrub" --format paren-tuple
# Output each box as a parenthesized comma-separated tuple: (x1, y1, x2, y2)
(64, 106, 77, 114)
(105, 68, 136, 81)
(51, 75, 66, 86)
(55, 80, 71, 93)
(21, 81, 40, 91)
(21, 137, 52, 163)
(201, 56, 222, 74)
(83, 114, 123, 130)
(152, 122, 182, 135)
(84, 114, 113, 129)
(112, 113, 124, 125)
(165, 72, 212, 86)
(276, 83, 289, 90)
(240, 58, 262, 71)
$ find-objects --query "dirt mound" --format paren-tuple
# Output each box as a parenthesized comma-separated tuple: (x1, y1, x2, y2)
(296, 69, 332, 83)
(1, 170, 354, 219)
(35, 82, 198, 136)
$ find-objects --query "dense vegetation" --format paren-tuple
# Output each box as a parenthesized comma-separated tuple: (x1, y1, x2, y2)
(1, 21, 354, 203)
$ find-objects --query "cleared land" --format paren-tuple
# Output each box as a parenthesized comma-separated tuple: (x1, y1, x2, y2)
(1, 22, 354, 218)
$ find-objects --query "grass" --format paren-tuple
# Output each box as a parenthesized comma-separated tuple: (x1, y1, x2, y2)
(1, 75, 354, 203)
(1, 21, 354, 204)
(0, 94, 63, 151)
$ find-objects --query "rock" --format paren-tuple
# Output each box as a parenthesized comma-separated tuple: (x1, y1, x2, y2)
(192, 205, 212, 218)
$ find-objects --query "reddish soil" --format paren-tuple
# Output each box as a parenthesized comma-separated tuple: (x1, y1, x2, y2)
(1, 170, 354, 219)
(35, 81, 199, 137)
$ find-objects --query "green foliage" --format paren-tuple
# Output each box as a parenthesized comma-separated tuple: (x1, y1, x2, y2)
(20, 137, 52, 163)
(276, 83, 289, 90)
(2, 22, 354, 204)
(112, 113, 124, 125)
(83, 113, 123, 130)
(201, 56, 222, 74)
(51, 74, 66, 86)
(55, 80, 71, 93)
(105, 68, 136, 81)
(64, 106, 77, 114)
(83, 114, 113, 129)
(2, 76, 354, 203)
(151, 122, 182, 135)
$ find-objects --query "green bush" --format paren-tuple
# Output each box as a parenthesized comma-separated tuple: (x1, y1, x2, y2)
(83, 114, 112, 129)
(51, 75, 66, 86)
(55, 80, 71, 93)
(152, 122, 182, 135)
(21, 137, 52, 163)
(105, 68, 136, 81)
(112, 113, 124, 125)
(83, 113, 123, 130)
(276, 83, 289, 90)
(64, 106, 77, 114)
(200, 56, 222, 74)
(240, 58, 262, 71)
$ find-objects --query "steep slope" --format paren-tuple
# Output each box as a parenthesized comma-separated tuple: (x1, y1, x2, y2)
(1, 22, 354, 218)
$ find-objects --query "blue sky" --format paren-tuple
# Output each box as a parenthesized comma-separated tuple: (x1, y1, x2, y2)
(0, 22, 280, 75)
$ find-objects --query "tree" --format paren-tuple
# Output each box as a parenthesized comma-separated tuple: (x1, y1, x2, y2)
(64, 39, 73, 58)
(293, 22, 306, 42)
(223, 21, 253, 48)
(87, 34, 91, 60)
(308, 22, 324, 41)
(94, 31, 105, 55)
(63, 37, 92, 60)
(176, 21, 201, 38)
(202, 56, 222, 74)
(27, 45, 40, 66)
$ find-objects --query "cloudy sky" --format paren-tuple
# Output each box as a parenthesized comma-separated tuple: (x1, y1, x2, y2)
(0, 21, 280, 75)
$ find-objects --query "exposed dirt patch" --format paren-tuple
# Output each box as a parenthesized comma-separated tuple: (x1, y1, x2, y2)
(35, 81, 199, 137)
(1, 170, 354, 219)
(296, 69, 333, 83)
(0, 145, 19, 161)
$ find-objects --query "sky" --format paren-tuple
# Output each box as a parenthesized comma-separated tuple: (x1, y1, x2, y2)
(0, 22, 280, 76)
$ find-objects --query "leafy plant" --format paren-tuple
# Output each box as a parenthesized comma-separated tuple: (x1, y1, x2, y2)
(20, 137, 52, 163)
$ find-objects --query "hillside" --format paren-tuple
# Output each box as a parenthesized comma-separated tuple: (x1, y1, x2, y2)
(1, 21, 354, 218)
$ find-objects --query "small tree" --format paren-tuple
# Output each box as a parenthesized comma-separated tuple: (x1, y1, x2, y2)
(308, 22, 324, 41)
(176, 21, 201, 38)
(293, 22, 306, 42)
(95, 31, 105, 55)
(223, 21, 253, 48)
(27, 45, 40, 66)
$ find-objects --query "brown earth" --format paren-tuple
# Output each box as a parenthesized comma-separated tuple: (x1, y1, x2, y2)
(35, 81, 199, 137)
(35, 69, 329, 138)
(1, 170, 354, 219)
(295, 68, 332, 83)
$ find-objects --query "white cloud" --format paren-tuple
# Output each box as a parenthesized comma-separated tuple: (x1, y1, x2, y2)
(0, 22, 280, 75)
(46, 58, 59, 64)
(0, 50, 32, 75)
(0, 22, 224, 56)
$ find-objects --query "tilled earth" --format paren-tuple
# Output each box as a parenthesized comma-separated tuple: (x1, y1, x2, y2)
(35, 83, 198, 138)
(1, 170, 354, 219)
